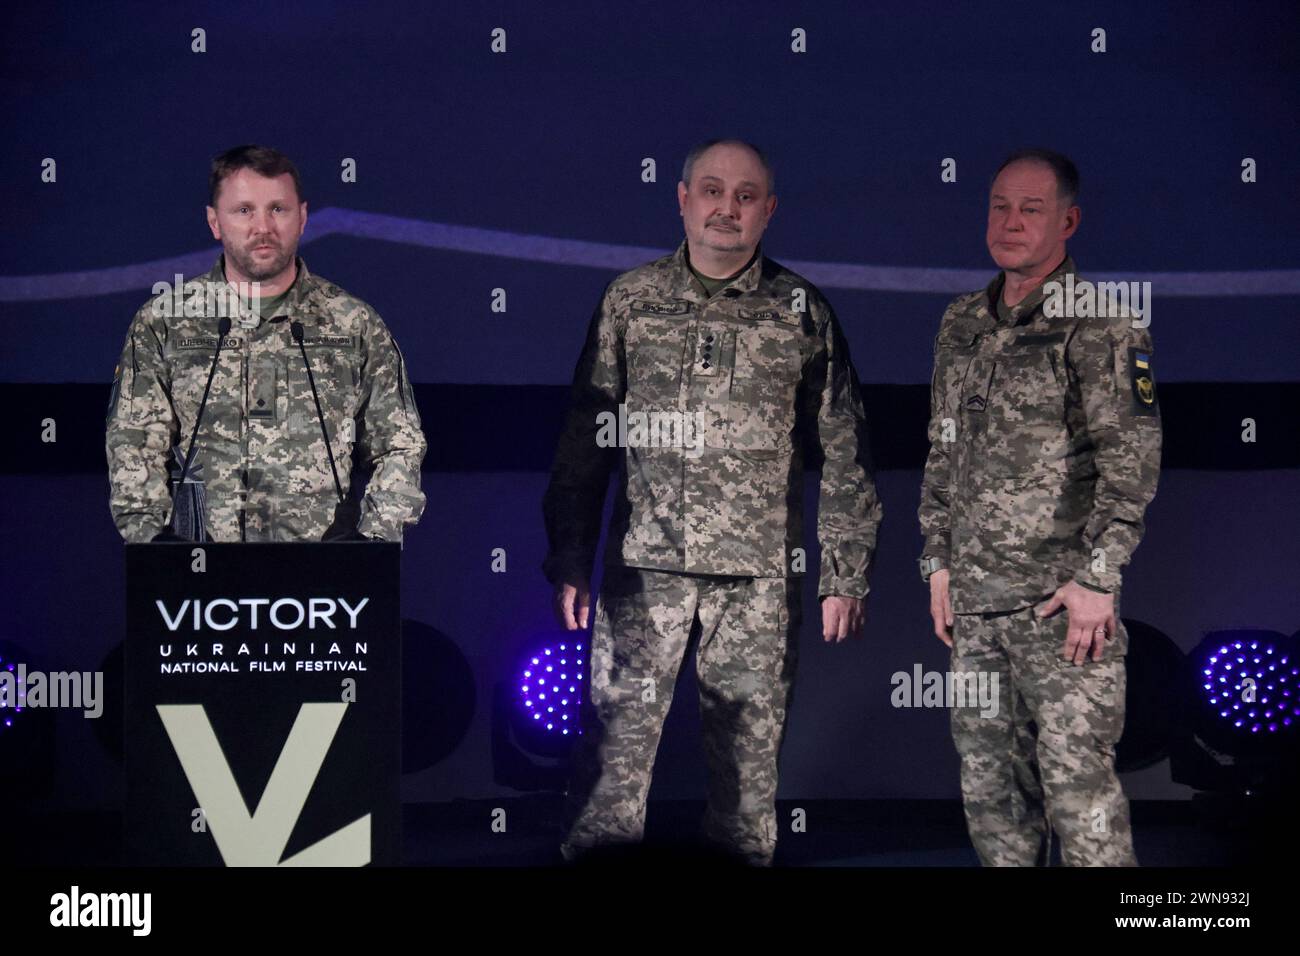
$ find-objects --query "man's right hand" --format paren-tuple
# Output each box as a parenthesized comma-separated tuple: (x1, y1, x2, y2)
(929, 569, 954, 647)
(553, 578, 591, 630)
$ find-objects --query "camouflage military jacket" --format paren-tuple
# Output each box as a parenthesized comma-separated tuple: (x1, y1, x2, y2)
(543, 241, 882, 598)
(106, 256, 427, 542)
(918, 256, 1161, 613)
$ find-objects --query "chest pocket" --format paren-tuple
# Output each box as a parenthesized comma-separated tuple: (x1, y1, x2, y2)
(983, 335, 1071, 475)
(932, 327, 981, 422)
(625, 312, 688, 406)
(168, 340, 241, 430)
(728, 318, 806, 450)
(285, 346, 359, 437)
(989, 338, 1067, 425)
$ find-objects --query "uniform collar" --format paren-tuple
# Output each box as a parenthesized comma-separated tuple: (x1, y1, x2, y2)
(673, 239, 765, 299)
(987, 254, 1076, 326)
(201, 254, 316, 319)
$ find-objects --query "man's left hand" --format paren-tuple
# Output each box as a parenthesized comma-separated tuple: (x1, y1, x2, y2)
(821, 595, 865, 643)
(1036, 580, 1117, 665)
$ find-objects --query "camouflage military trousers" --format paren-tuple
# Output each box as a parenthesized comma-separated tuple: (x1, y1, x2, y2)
(560, 566, 799, 866)
(949, 605, 1137, 866)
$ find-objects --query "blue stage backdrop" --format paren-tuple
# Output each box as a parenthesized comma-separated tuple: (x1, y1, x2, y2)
(0, 1, 1296, 810)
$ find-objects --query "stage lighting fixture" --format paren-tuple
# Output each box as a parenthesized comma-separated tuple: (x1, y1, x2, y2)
(0, 650, 23, 729)
(517, 641, 584, 741)
(0, 639, 57, 797)
(1192, 630, 1298, 742)
(1171, 629, 1300, 795)
(490, 636, 588, 789)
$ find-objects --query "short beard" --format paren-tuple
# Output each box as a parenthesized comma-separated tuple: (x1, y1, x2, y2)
(226, 244, 296, 284)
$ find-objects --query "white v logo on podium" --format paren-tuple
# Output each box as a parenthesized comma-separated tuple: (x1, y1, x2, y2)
(156, 702, 371, 866)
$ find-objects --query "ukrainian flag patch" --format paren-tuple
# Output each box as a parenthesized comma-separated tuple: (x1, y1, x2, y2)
(1128, 347, 1157, 415)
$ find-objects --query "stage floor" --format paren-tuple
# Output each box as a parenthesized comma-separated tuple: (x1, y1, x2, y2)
(6, 798, 1291, 867)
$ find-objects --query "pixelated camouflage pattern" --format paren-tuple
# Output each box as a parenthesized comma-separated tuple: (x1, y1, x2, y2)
(106, 256, 426, 542)
(561, 566, 799, 866)
(544, 241, 881, 598)
(919, 257, 1161, 612)
(950, 606, 1137, 866)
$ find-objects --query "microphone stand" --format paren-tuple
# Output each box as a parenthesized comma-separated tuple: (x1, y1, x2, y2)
(153, 316, 231, 542)
(291, 321, 370, 541)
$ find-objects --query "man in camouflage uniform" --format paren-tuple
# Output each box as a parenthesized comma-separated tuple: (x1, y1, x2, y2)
(106, 145, 426, 542)
(543, 140, 881, 865)
(919, 149, 1161, 866)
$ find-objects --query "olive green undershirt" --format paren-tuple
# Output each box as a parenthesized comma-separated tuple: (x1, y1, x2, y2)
(221, 259, 293, 319)
(688, 247, 759, 297)
(252, 290, 291, 318)
(995, 293, 1013, 324)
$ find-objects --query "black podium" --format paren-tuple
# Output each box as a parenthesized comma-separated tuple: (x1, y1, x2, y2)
(124, 542, 401, 866)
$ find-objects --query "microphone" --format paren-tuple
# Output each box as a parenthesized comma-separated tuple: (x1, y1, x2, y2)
(291, 321, 368, 541)
(155, 316, 231, 542)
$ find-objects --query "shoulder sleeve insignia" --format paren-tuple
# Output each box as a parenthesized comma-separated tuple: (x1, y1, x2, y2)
(1129, 347, 1157, 415)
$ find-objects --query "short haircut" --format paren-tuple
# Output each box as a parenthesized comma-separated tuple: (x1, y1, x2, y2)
(208, 144, 305, 207)
(994, 148, 1079, 205)
(681, 139, 775, 194)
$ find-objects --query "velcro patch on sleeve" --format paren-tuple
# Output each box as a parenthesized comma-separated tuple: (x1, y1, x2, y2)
(1129, 347, 1157, 415)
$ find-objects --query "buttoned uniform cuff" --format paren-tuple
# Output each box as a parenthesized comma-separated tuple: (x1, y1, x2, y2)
(121, 514, 167, 543)
(1072, 572, 1115, 595)
(356, 511, 404, 544)
(1073, 554, 1122, 594)
(818, 565, 870, 600)
(922, 535, 951, 564)
(811, 546, 873, 598)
